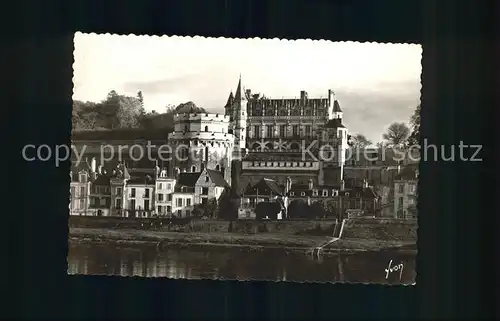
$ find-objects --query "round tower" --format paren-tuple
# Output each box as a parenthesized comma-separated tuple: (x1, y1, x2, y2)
(168, 112, 234, 185)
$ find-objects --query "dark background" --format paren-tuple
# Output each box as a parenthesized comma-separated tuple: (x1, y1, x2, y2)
(8, 0, 492, 319)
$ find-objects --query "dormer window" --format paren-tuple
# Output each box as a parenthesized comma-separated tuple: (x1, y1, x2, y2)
(312, 189, 318, 196)
(290, 192, 294, 196)
(300, 192, 305, 196)
(205, 176, 209, 183)
(332, 190, 338, 197)
(322, 189, 328, 197)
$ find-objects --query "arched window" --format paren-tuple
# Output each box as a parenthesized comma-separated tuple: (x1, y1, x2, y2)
(191, 165, 196, 172)
(205, 126, 208, 132)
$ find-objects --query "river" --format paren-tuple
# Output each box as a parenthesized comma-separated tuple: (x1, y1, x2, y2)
(68, 244, 416, 284)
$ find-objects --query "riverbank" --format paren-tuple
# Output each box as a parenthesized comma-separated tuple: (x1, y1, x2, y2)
(69, 228, 417, 256)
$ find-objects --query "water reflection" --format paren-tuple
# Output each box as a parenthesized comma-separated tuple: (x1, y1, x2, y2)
(68, 244, 415, 284)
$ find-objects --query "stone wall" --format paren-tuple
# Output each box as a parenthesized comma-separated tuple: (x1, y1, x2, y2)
(69, 216, 337, 235)
(341, 218, 417, 241)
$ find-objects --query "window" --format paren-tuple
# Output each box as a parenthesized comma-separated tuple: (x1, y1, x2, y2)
(130, 199, 136, 210)
(254, 126, 260, 138)
(167, 206, 171, 213)
(158, 183, 163, 190)
(290, 192, 294, 196)
(191, 165, 196, 172)
(184, 125, 188, 132)
(167, 194, 172, 201)
(301, 192, 305, 196)
(205, 126, 208, 132)
(117, 187, 122, 195)
(398, 184, 404, 193)
(158, 193, 164, 201)
(71, 187, 75, 198)
(292, 125, 299, 137)
(115, 198, 121, 209)
(322, 190, 328, 197)
(144, 200, 150, 210)
(177, 210, 182, 216)
(279, 125, 286, 137)
(145, 189, 150, 198)
(312, 189, 318, 196)
(157, 206, 162, 213)
(186, 199, 191, 206)
(166, 183, 171, 190)
(80, 186, 85, 196)
(79, 173, 87, 183)
(202, 187, 208, 195)
(205, 176, 209, 183)
(177, 198, 183, 207)
(398, 197, 404, 208)
(332, 190, 338, 197)
(131, 188, 136, 198)
(215, 164, 220, 171)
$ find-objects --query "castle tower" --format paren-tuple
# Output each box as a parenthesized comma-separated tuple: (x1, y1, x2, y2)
(168, 113, 234, 185)
(318, 99, 349, 186)
(231, 75, 248, 158)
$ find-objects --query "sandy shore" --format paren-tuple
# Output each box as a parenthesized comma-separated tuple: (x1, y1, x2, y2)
(69, 228, 417, 256)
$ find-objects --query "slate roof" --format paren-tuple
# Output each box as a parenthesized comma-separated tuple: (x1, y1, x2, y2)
(177, 172, 201, 187)
(127, 173, 155, 185)
(333, 100, 342, 112)
(244, 152, 318, 161)
(92, 174, 111, 186)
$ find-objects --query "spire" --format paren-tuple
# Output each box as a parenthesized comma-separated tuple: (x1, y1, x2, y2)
(225, 91, 234, 107)
(333, 100, 342, 112)
(234, 75, 245, 101)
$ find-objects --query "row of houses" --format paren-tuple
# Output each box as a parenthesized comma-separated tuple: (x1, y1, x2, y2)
(69, 159, 228, 218)
(70, 158, 418, 220)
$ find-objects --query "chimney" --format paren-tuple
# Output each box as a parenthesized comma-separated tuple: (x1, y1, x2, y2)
(245, 89, 251, 98)
(308, 178, 313, 190)
(300, 90, 308, 100)
(285, 177, 292, 194)
(340, 179, 345, 191)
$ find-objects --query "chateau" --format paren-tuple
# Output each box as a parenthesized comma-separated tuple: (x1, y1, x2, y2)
(224, 76, 349, 190)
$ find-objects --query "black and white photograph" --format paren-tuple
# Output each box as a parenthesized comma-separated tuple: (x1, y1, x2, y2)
(66, 33, 421, 284)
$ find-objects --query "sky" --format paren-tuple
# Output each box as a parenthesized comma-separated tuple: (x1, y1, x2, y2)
(73, 33, 422, 143)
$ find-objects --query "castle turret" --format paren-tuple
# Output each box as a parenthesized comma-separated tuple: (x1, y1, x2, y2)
(327, 90, 343, 120)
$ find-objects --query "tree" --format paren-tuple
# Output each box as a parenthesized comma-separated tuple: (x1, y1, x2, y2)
(382, 122, 410, 147)
(349, 134, 372, 149)
(204, 198, 218, 218)
(407, 104, 420, 146)
(309, 202, 326, 218)
(255, 202, 280, 220)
